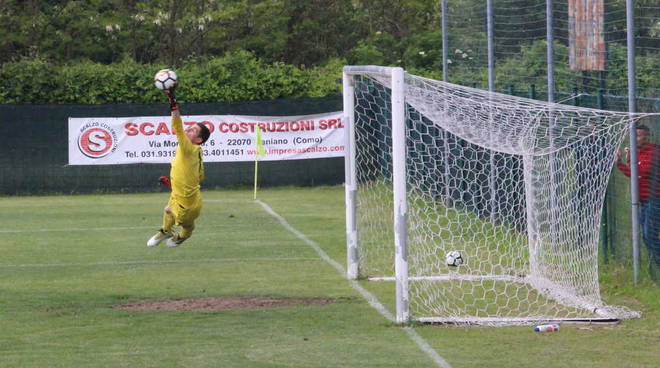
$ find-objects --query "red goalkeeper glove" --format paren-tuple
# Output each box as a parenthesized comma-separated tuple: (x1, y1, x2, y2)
(159, 175, 171, 188)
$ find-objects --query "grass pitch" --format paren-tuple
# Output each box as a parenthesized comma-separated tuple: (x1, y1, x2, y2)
(0, 186, 658, 367)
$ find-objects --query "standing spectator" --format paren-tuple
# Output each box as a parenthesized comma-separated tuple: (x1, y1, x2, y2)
(616, 124, 660, 281)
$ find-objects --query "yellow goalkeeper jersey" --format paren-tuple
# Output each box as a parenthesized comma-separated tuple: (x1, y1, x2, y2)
(170, 115, 204, 206)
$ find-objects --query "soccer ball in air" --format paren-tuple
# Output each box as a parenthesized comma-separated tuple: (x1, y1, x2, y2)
(446, 250, 464, 267)
(154, 69, 178, 90)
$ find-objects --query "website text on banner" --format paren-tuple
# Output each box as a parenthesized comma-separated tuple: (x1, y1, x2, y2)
(69, 111, 345, 165)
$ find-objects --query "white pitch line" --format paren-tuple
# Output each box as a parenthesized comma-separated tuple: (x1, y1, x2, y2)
(0, 226, 154, 233)
(0, 200, 235, 234)
(0, 257, 321, 268)
(255, 200, 451, 368)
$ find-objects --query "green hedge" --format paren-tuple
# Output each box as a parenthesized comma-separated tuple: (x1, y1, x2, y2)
(0, 52, 344, 104)
(4, 47, 657, 105)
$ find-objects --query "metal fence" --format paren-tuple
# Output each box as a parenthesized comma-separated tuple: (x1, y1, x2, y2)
(438, 0, 659, 281)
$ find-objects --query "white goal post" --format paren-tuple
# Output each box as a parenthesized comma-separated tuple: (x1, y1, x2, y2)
(343, 65, 646, 325)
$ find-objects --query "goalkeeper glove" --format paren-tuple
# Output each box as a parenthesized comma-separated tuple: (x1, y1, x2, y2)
(159, 175, 172, 188)
(165, 89, 178, 111)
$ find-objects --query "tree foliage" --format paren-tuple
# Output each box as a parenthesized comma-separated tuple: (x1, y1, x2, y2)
(0, 0, 657, 103)
(0, 0, 441, 67)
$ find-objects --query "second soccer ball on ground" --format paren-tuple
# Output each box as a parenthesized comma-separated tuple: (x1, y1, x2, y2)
(446, 250, 464, 267)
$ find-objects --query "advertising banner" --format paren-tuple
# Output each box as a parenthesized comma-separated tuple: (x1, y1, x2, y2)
(69, 111, 345, 165)
(568, 0, 605, 71)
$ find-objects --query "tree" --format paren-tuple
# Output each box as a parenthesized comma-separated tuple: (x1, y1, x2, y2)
(282, 0, 363, 66)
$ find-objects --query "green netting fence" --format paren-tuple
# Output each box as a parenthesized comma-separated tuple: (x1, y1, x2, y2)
(0, 97, 343, 195)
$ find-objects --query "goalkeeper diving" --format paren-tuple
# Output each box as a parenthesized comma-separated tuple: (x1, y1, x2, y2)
(147, 79, 211, 247)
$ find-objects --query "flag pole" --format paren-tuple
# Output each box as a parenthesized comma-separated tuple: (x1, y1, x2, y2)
(253, 157, 259, 200)
(253, 125, 265, 200)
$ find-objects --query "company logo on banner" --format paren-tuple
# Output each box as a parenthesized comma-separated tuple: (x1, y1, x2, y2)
(76, 122, 119, 159)
(68, 112, 345, 165)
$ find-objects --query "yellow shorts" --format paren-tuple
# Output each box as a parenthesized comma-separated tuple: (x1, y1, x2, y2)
(168, 195, 202, 228)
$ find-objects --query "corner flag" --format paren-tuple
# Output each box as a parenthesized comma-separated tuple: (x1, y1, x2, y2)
(255, 125, 266, 157)
(253, 125, 266, 200)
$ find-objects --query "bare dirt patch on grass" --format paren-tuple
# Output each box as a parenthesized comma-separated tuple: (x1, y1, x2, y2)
(115, 297, 335, 311)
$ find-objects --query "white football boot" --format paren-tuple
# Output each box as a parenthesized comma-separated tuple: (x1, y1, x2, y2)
(147, 229, 172, 247)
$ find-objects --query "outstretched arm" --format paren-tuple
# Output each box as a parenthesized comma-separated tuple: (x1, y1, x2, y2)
(165, 88, 192, 152)
(166, 89, 180, 117)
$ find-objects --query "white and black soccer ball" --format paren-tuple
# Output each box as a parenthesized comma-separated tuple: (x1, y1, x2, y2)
(446, 250, 463, 267)
(154, 69, 178, 90)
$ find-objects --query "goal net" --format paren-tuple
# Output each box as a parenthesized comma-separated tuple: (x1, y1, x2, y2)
(343, 66, 643, 325)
